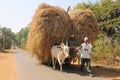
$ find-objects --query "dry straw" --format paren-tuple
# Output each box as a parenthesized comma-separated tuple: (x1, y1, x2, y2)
(27, 3, 72, 63)
(69, 9, 100, 45)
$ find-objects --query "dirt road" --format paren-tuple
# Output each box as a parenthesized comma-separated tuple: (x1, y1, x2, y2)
(0, 50, 18, 80)
(0, 49, 119, 80)
(14, 49, 117, 80)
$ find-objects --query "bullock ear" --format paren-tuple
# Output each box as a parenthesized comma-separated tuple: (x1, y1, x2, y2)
(61, 38, 63, 43)
(60, 43, 64, 47)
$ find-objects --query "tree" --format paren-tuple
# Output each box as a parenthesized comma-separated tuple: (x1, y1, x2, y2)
(0, 27, 16, 51)
(15, 27, 28, 48)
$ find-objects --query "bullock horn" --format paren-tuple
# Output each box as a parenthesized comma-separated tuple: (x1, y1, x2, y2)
(61, 38, 63, 43)
(66, 39, 68, 46)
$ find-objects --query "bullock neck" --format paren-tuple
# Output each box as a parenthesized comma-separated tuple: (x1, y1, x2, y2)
(60, 48, 65, 56)
(57, 46, 65, 56)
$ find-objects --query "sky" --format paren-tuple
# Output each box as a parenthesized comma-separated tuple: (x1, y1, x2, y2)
(0, 0, 98, 33)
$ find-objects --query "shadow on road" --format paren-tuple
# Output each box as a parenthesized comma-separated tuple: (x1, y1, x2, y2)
(1, 50, 13, 54)
(44, 63, 120, 78)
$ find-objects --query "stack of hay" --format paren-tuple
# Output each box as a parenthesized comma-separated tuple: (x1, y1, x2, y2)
(69, 9, 100, 45)
(27, 3, 72, 63)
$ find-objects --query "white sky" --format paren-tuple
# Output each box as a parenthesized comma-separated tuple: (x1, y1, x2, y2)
(0, 0, 97, 33)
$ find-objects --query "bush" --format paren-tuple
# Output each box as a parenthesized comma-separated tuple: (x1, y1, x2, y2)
(92, 33, 120, 64)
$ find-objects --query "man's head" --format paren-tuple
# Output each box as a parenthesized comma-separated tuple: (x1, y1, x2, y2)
(70, 34, 75, 38)
(70, 34, 75, 40)
(84, 37, 89, 43)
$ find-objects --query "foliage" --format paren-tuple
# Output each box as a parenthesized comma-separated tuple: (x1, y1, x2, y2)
(0, 26, 28, 51)
(74, 0, 120, 28)
(92, 33, 120, 64)
(15, 27, 28, 48)
(0, 27, 16, 51)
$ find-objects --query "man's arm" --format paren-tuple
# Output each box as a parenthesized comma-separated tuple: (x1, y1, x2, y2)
(76, 45, 82, 50)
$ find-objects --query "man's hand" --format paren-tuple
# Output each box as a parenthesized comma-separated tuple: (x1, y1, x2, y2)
(84, 48, 88, 51)
(76, 46, 82, 50)
(75, 47, 80, 50)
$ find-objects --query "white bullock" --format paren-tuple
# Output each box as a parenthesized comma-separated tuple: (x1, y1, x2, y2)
(51, 42, 69, 72)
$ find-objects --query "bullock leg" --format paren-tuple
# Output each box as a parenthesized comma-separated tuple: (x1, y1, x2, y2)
(58, 58, 63, 72)
(52, 57, 55, 70)
(61, 59, 65, 64)
(54, 59, 57, 69)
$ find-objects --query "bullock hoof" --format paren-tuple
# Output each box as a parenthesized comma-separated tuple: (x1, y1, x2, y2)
(53, 67, 55, 70)
(60, 69, 63, 72)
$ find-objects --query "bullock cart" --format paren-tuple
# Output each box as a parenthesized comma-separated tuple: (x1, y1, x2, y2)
(27, 3, 99, 66)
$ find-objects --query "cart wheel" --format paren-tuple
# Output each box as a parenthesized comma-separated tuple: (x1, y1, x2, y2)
(64, 58, 71, 65)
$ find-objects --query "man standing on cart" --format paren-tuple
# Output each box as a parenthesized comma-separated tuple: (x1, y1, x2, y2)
(65, 34, 77, 64)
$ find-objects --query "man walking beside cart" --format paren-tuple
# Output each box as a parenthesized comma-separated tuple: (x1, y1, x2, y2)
(76, 37, 92, 74)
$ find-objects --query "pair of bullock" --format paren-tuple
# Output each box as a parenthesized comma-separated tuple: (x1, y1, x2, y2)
(51, 42, 70, 72)
(51, 42, 79, 72)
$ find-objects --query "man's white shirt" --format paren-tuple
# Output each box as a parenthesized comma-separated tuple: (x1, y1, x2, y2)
(80, 43, 92, 59)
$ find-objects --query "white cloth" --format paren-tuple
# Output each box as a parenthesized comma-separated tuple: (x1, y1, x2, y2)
(84, 37, 88, 41)
(80, 43, 92, 59)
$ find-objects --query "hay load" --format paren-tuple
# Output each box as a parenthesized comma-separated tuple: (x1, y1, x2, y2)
(27, 3, 72, 63)
(69, 9, 100, 45)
